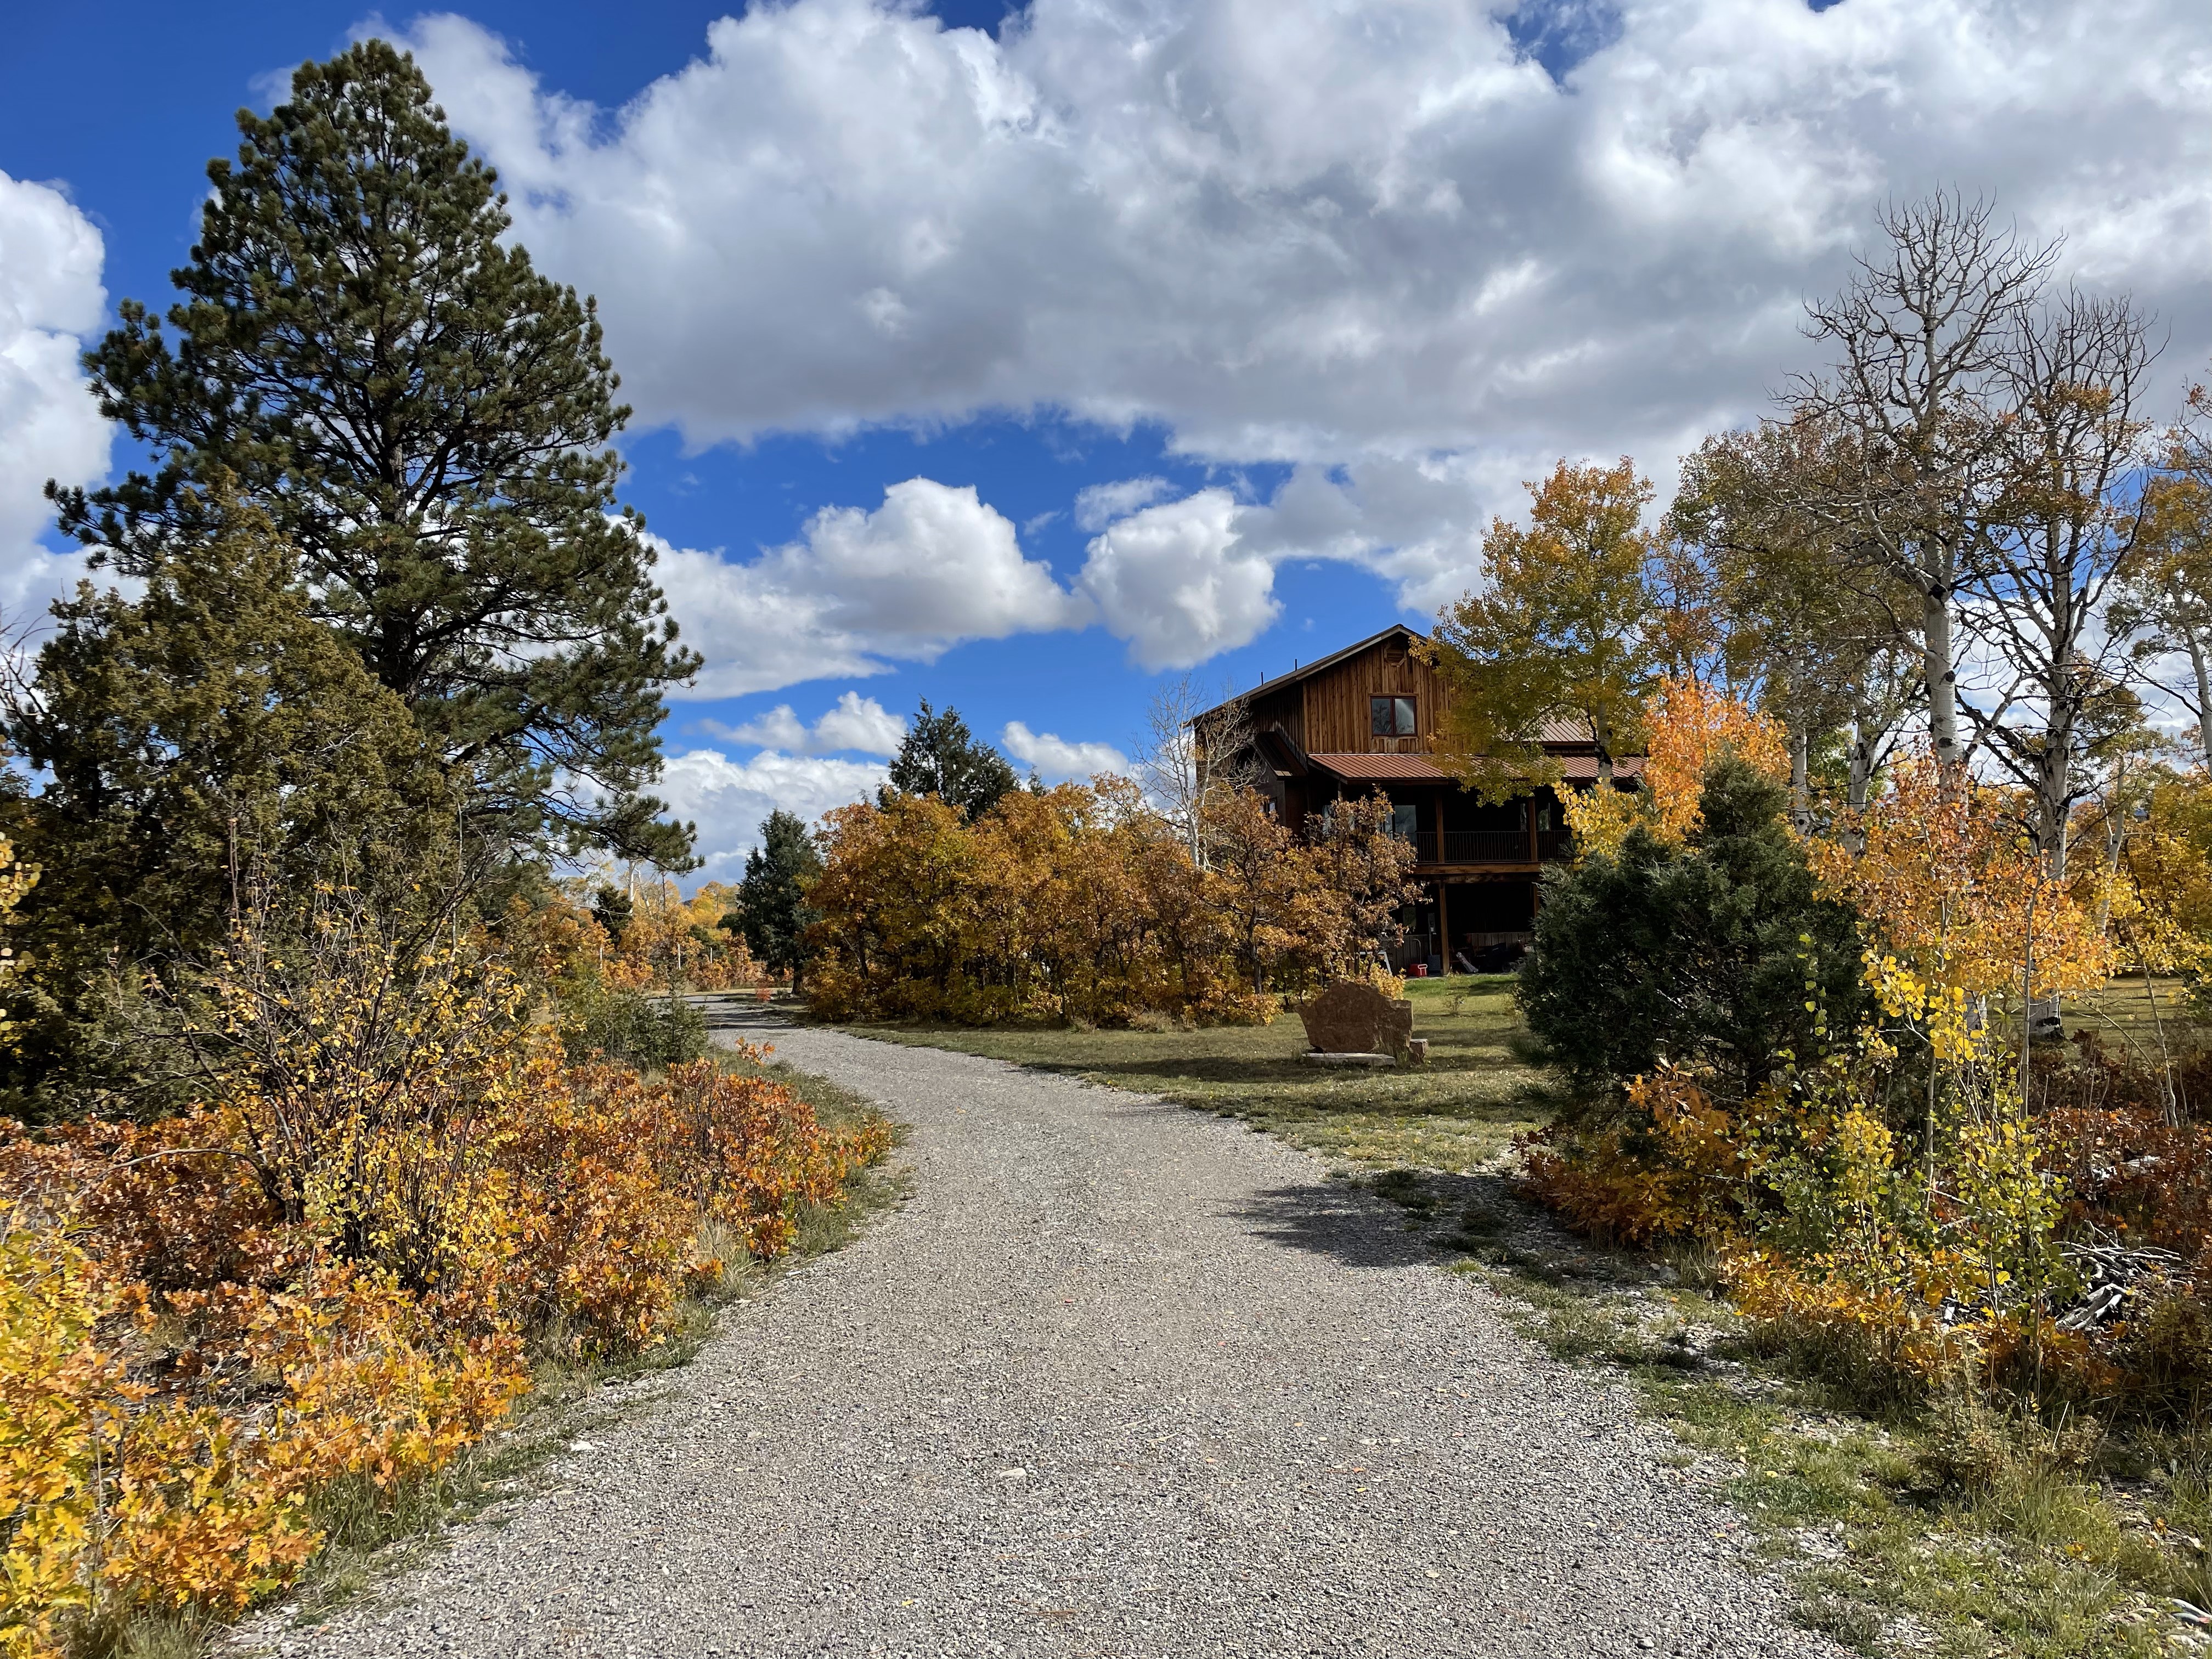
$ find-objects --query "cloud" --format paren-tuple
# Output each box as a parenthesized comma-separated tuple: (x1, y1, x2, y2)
(1001, 721, 1131, 783)
(654, 747, 887, 882)
(714, 690, 906, 755)
(403, 0, 2212, 494)
(1076, 487, 1280, 670)
(0, 171, 110, 623)
(1074, 476, 1171, 532)
(653, 477, 1090, 697)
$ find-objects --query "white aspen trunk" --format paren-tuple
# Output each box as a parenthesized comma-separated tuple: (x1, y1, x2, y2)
(1847, 713, 1876, 813)
(2188, 622, 2212, 773)
(1922, 583, 1963, 775)
(2096, 776, 2127, 937)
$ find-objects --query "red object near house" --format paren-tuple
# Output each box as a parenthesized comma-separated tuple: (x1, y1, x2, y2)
(1408, 963, 1428, 977)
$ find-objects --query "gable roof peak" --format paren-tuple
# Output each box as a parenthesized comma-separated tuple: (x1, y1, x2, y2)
(1194, 623, 1426, 722)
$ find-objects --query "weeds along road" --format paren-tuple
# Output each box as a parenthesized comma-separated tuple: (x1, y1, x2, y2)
(266, 1026, 1844, 1659)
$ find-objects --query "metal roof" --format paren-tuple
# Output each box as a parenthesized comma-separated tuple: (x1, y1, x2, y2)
(1306, 753, 1451, 781)
(1557, 754, 1646, 780)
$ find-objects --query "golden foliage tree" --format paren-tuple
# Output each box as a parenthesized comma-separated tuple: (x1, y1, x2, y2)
(1428, 458, 1660, 798)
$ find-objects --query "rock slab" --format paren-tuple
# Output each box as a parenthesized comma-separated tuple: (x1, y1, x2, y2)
(1299, 979, 1414, 1056)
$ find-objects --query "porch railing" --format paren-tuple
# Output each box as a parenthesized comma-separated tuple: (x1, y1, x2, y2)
(1414, 826, 1573, 865)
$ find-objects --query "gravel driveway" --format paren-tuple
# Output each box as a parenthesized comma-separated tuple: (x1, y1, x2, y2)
(257, 1026, 1843, 1659)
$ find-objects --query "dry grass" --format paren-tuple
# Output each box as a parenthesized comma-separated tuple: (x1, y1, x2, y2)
(829, 974, 1557, 1170)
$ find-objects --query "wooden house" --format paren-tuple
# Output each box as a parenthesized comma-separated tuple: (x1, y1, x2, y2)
(1196, 623, 1642, 974)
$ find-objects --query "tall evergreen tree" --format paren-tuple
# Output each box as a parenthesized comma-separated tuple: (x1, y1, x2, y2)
(49, 41, 698, 864)
(726, 810, 825, 985)
(884, 700, 1017, 819)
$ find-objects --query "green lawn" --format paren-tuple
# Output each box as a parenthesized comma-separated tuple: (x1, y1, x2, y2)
(831, 974, 1559, 1171)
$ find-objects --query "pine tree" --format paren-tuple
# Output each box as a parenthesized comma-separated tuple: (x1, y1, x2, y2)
(49, 41, 698, 865)
(884, 700, 1017, 819)
(726, 810, 825, 985)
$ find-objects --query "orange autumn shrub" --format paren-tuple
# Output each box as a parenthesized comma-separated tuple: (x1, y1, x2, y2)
(0, 900, 890, 1654)
(489, 1051, 889, 1353)
(602, 879, 761, 992)
(1520, 1066, 1771, 1246)
(805, 779, 1409, 1024)
(1560, 675, 1790, 860)
(0, 1190, 524, 1659)
(1726, 1245, 1982, 1390)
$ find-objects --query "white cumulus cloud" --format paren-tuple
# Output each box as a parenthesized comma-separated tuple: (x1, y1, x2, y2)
(0, 171, 110, 623)
(655, 747, 887, 881)
(1075, 476, 1172, 532)
(1076, 488, 1280, 670)
(654, 477, 1090, 697)
(1001, 720, 1131, 783)
(404, 0, 2212, 481)
(713, 690, 907, 755)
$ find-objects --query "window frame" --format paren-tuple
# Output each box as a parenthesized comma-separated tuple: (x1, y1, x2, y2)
(1370, 695, 1417, 737)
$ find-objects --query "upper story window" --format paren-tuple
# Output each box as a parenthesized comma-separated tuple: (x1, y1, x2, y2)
(1370, 695, 1416, 737)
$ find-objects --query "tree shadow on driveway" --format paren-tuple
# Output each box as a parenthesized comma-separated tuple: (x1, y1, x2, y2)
(1232, 1181, 1441, 1270)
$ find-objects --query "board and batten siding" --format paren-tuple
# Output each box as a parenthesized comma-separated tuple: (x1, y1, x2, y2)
(1248, 683, 1306, 753)
(1299, 634, 1448, 754)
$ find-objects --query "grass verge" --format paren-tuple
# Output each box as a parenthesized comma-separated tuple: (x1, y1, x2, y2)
(831, 975, 1558, 1170)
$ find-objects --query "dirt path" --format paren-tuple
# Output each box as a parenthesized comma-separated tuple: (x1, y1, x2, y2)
(257, 1027, 1841, 1658)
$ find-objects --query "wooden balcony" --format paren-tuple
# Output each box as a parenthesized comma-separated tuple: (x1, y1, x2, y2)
(1412, 827, 1570, 868)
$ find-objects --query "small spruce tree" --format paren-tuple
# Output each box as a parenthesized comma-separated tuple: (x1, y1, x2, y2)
(726, 811, 825, 986)
(1519, 757, 1865, 1101)
(884, 700, 1017, 819)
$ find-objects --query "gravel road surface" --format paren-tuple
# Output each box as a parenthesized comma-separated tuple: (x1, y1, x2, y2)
(257, 1025, 1843, 1659)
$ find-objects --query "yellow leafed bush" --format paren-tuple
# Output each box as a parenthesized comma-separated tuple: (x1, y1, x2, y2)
(0, 895, 890, 1654)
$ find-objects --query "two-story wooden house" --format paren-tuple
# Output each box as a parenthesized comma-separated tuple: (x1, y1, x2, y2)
(1198, 623, 1642, 974)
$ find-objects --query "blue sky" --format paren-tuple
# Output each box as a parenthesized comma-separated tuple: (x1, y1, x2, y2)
(3, 0, 2209, 880)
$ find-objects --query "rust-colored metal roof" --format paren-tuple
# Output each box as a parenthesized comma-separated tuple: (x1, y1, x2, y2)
(1556, 754, 1646, 780)
(1307, 753, 1451, 781)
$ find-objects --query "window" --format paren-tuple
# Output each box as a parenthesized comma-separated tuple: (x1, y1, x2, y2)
(1390, 803, 1419, 843)
(1369, 695, 1416, 737)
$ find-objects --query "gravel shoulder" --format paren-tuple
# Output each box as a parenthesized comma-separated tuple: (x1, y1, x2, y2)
(251, 1025, 1845, 1659)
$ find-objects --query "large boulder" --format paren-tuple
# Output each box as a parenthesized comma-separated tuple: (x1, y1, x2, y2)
(1299, 981, 1414, 1057)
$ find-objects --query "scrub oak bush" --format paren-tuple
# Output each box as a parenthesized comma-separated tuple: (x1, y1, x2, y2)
(804, 777, 1418, 1025)
(0, 896, 889, 1658)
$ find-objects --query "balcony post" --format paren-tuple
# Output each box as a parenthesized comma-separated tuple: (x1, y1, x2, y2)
(1527, 793, 1538, 864)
